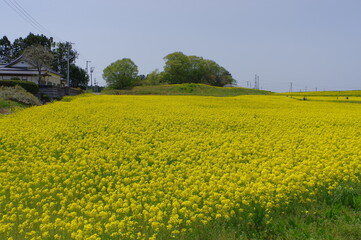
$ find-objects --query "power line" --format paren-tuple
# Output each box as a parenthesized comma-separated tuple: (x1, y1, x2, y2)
(10, 0, 48, 33)
(2, 0, 42, 32)
(2, 0, 66, 42)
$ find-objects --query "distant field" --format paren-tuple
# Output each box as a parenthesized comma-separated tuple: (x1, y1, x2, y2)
(290, 96, 361, 103)
(281, 90, 361, 97)
(102, 83, 271, 97)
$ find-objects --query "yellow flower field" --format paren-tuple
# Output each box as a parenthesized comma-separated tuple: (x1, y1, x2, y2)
(0, 95, 360, 239)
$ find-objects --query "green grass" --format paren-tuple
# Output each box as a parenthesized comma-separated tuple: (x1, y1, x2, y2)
(102, 83, 272, 97)
(0, 98, 28, 115)
(178, 181, 361, 240)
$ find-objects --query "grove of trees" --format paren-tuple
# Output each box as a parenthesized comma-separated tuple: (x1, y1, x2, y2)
(0, 33, 89, 88)
(103, 52, 235, 89)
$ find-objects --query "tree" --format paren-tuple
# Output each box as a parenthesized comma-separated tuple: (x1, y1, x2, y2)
(162, 52, 191, 84)
(69, 64, 89, 88)
(11, 37, 25, 60)
(103, 58, 139, 89)
(10, 33, 54, 59)
(51, 42, 78, 77)
(23, 45, 54, 84)
(0, 36, 12, 63)
(199, 59, 234, 86)
(143, 69, 163, 85)
(161, 52, 235, 86)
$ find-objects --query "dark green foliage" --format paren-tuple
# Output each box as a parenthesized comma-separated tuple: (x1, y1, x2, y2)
(40, 94, 51, 102)
(51, 42, 78, 77)
(161, 52, 235, 86)
(1, 33, 54, 60)
(0, 36, 12, 63)
(0, 80, 39, 94)
(69, 64, 89, 88)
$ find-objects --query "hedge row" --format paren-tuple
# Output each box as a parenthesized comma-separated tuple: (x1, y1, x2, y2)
(0, 80, 39, 94)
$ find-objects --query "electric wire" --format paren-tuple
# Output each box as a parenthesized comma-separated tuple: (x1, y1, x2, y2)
(2, 0, 43, 33)
(2, 0, 66, 42)
(10, 0, 51, 35)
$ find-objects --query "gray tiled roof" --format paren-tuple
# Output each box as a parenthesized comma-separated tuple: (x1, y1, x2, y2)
(0, 68, 49, 75)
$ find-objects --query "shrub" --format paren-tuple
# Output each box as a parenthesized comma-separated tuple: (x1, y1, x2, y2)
(0, 85, 41, 105)
(0, 80, 39, 94)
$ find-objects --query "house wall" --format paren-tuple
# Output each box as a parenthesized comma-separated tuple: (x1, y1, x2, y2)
(44, 72, 62, 86)
(0, 74, 62, 86)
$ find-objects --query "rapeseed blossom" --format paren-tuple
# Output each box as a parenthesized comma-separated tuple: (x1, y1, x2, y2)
(0, 95, 360, 239)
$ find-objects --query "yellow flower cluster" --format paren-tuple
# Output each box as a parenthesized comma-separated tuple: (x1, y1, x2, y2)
(0, 95, 360, 239)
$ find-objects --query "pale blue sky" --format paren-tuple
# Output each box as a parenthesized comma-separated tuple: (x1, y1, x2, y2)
(1, 0, 361, 92)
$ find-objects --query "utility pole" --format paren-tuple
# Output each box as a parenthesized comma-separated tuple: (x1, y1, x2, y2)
(289, 82, 293, 92)
(86, 61, 91, 75)
(85, 61, 91, 90)
(90, 67, 95, 87)
(254, 74, 260, 89)
(255, 75, 257, 89)
(67, 42, 75, 87)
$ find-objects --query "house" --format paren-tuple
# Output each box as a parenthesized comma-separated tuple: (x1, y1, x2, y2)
(0, 56, 65, 86)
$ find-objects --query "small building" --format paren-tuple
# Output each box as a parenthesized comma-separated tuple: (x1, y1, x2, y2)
(0, 56, 65, 86)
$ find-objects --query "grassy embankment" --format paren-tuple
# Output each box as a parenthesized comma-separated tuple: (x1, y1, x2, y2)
(101, 83, 271, 96)
(0, 98, 27, 115)
(0, 85, 41, 115)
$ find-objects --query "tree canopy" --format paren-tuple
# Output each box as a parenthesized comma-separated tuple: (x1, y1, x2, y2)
(69, 64, 89, 88)
(161, 52, 235, 87)
(51, 42, 78, 78)
(23, 45, 54, 84)
(103, 58, 139, 89)
(0, 36, 12, 63)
